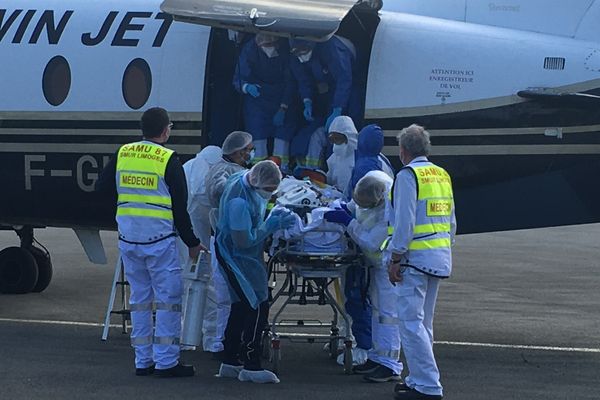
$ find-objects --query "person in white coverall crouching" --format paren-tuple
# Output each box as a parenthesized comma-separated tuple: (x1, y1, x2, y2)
(324, 171, 403, 383)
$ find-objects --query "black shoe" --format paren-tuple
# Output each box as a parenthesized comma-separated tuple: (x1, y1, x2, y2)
(363, 365, 402, 383)
(394, 387, 442, 400)
(135, 365, 155, 376)
(353, 359, 381, 375)
(394, 382, 410, 392)
(154, 363, 195, 378)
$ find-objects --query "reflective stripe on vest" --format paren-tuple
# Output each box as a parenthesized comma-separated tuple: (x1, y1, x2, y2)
(116, 141, 175, 242)
(402, 162, 454, 277)
(117, 193, 172, 207)
(408, 164, 453, 252)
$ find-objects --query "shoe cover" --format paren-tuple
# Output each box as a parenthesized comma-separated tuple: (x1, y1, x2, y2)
(322, 341, 346, 353)
(237, 369, 280, 384)
(216, 363, 243, 378)
(180, 345, 196, 351)
(337, 347, 369, 366)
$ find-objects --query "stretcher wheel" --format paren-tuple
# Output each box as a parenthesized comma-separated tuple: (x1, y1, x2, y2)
(261, 331, 272, 360)
(328, 338, 339, 359)
(271, 338, 281, 374)
(343, 340, 353, 374)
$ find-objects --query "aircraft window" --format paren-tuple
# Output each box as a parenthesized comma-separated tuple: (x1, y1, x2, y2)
(42, 56, 71, 106)
(122, 58, 152, 110)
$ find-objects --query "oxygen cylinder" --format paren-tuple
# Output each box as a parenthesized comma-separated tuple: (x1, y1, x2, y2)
(180, 251, 211, 346)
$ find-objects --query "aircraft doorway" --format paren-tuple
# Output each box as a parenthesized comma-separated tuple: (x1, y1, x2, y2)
(200, 2, 381, 170)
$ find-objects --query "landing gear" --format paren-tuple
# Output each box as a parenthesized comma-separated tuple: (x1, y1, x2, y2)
(0, 226, 53, 294)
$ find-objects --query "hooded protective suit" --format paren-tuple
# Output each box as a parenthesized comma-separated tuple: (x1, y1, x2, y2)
(233, 35, 298, 168)
(326, 116, 358, 192)
(348, 124, 395, 195)
(346, 171, 402, 375)
(183, 146, 223, 245)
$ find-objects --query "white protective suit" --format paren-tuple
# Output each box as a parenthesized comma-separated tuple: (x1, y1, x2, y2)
(179, 146, 223, 351)
(183, 146, 223, 246)
(326, 116, 358, 192)
(345, 171, 403, 375)
(202, 156, 247, 352)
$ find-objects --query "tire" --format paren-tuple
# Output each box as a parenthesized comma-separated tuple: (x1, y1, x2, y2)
(29, 246, 53, 293)
(0, 247, 39, 294)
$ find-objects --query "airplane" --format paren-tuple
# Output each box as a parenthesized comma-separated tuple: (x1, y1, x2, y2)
(1, 0, 600, 294)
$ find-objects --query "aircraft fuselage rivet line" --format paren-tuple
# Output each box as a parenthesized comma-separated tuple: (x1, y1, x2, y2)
(0, 318, 598, 353)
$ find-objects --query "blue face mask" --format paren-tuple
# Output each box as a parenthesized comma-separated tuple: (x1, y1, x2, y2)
(256, 189, 273, 200)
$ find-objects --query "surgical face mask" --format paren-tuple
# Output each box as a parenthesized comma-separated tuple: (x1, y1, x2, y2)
(297, 50, 313, 63)
(332, 143, 351, 157)
(261, 46, 279, 58)
(256, 189, 273, 200)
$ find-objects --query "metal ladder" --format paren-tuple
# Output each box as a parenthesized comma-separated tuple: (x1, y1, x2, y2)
(101, 255, 130, 341)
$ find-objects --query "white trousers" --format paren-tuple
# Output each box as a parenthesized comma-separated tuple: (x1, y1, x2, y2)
(306, 127, 328, 168)
(202, 236, 231, 352)
(273, 138, 289, 170)
(368, 267, 403, 374)
(189, 204, 212, 248)
(119, 237, 182, 369)
(395, 268, 443, 396)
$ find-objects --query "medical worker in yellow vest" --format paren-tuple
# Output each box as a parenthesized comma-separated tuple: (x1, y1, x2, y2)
(386, 124, 456, 400)
(325, 171, 403, 383)
(96, 107, 206, 378)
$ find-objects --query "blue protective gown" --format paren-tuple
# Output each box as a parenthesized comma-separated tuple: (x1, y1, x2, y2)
(290, 36, 363, 125)
(348, 124, 387, 195)
(233, 39, 298, 141)
(215, 171, 273, 309)
(343, 124, 389, 351)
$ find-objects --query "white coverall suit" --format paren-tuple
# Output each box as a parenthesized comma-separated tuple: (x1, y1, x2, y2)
(386, 156, 456, 397)
(345, 178, 402, 375)
(114, 141, 195, 370)
(202, 157, 247, 352)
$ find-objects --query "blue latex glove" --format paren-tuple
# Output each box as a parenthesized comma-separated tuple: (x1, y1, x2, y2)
(337, 202, 351, 214)
(273, 109, 286, 127)
(265, 212, 296, 232)
(324, 210, 353, 227)
(303, 99, 314, 122)
(245, 84, 261, 98)
(325, 107, 342, 131)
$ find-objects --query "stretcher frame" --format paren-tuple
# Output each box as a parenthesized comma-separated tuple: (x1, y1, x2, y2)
(263, 227, 361, 375)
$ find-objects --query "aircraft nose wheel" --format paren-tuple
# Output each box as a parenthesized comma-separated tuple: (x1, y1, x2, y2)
(28, 246, 53, 293)
(0, 246, 39, 294)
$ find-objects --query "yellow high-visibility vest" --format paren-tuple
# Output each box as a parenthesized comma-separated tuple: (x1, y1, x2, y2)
(115, 141, 176, 243)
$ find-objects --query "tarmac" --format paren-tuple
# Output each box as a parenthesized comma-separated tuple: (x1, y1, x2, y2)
(1, 224, 599, 400)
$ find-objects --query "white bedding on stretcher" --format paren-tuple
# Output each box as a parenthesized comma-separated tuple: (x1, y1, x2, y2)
(270, 201, 348, 254)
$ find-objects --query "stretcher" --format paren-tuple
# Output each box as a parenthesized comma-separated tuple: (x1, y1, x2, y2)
(263, 208, 362, 375)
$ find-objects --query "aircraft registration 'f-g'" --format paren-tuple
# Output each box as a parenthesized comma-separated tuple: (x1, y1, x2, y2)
(1, 0, 600, 293)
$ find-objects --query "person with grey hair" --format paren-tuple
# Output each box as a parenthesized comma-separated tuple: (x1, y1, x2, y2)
(202, 130, 254, 355)
(385, 124, 456, 400)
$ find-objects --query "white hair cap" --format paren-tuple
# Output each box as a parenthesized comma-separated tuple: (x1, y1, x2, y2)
(222, 131, 253, 155)
(248, 160, 282, 189)
(353, 171, 393, 208)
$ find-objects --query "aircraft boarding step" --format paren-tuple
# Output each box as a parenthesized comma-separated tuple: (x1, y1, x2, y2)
(101, 255, 130, 341)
